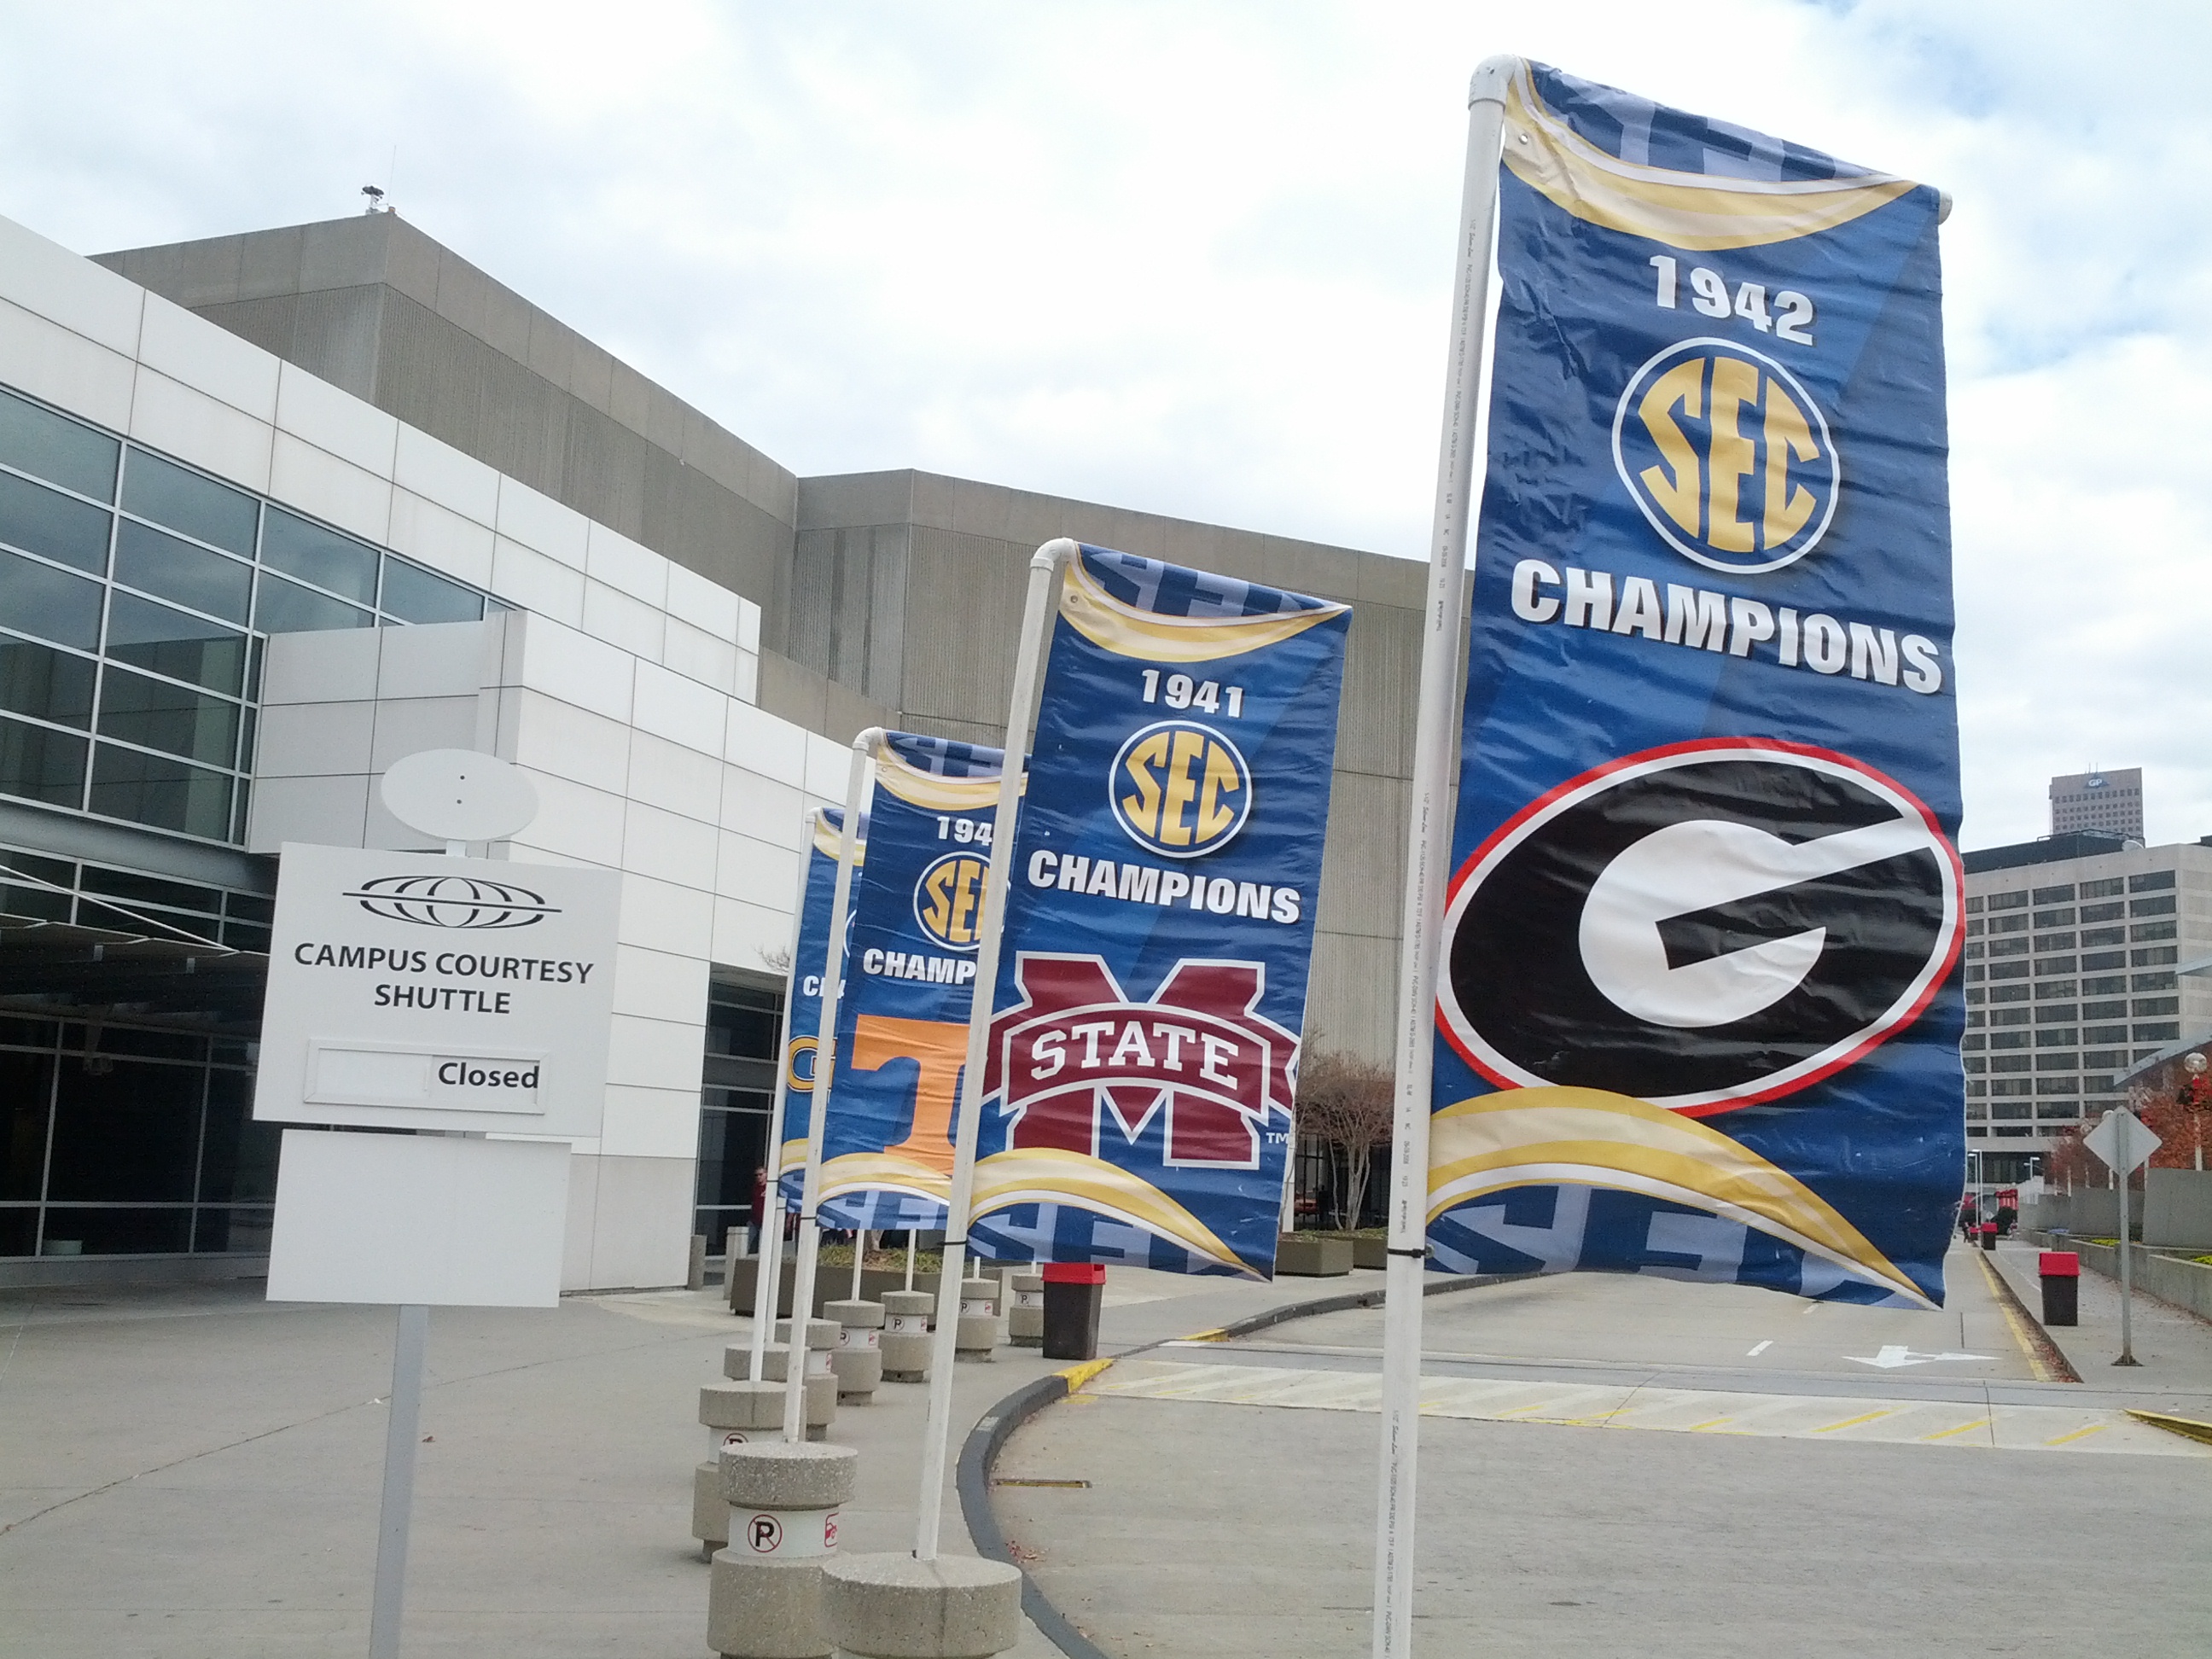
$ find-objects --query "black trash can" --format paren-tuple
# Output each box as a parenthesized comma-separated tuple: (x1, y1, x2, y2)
(1041, 1262, 1106, 1361)
(1979, 1223, 1999, 1253)
(2040, 1251, 2080, 1327)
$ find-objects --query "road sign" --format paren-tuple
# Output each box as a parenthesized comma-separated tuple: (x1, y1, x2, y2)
(2084, 1109, 2160, 1176)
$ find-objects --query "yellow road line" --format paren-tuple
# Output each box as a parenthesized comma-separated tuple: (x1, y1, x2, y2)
(2044, 1423, 2108, 1447)
(1812, 1408, 1896, 1435)
(1688, 1418, 1732, 1431)
(1919, 1418, 1992, 1442)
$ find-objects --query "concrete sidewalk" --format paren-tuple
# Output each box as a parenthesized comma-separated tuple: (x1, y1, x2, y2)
(0, 1259, 1362, 1657)
(1982, 1237, 2212, 1417)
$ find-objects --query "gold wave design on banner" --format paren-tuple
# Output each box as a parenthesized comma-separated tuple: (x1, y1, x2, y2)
(1503, 67, 1917, 251)
(1427, 1086, 1932, 1307)
(818, 1151, 952, 1205)
(810, 817, 865, 861)
(870, 736, 1007, 812)
(778, 1138, 808, 1180)
(970, 1147, 1254, 1277)
(1058, 557, 1348, 665)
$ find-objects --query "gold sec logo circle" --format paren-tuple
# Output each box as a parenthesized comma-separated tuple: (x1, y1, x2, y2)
(914, 850, 990, 951)
(1110, 719, 1252, 860)
(1611, 337, 1839, 576)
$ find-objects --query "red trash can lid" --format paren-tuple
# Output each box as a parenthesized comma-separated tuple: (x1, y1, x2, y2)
(2038, 1251, 2080, 1277)
(1042, 1262, 1108, 1284)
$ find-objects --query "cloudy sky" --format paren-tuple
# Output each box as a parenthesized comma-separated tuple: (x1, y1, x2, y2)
(2, 1, 2205, 849)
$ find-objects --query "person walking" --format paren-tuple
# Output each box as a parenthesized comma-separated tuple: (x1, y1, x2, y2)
(747, 1165, 768, 1256)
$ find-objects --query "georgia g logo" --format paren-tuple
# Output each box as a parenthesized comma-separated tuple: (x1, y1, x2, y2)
(914, 851, 988, 951)
(1438, 740, 1959, 1114)
(1111, 720, 1251, 859)
(1613, 339, 1837, 575)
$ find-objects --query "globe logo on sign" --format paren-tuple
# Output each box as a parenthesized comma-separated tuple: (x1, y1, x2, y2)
(1612, 338, 1839, 575)
(345, 874, 561, 929)
(1111, 720, 1251, 860)
(914, 851, 989, 951)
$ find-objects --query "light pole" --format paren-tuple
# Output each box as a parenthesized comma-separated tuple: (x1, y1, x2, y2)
(2181, 1051, 2210, 1172)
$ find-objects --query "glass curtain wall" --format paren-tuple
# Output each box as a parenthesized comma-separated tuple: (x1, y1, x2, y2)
(695, 981, 781, 1254)
(0, 385, 492, 847)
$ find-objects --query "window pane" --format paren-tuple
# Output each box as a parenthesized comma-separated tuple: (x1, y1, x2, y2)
(114, 519, 253, 623)
(39, 1208, 195, 1255)
(0, 638, 95, 728)
(0, 547, 102, 649)
(381, 556, 484, 623)
(105, 592, 246, 695)
(87, 743, 232, 839)
(46, 1057, 203, 1201)
(0, 1208, 32, 1257)
(0, 1050, 54, 1200)
(264, 507, 378, 603)
(119, 451, 256, 555)
(96, 664, 239, 767)
(0, 713, 87, 806)
(194, 1207, 274, 1254)
(197, 1073, 277, 1202)
(0, 388, 118, 501)
(0, 471, 111, 573)
(255, 572, 372, 634)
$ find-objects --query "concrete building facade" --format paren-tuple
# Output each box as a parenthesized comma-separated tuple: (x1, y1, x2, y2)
(1960, 831, 2212, 1182)
(2047, 767, 2145, 841)
(1, 210, 1420, 1288)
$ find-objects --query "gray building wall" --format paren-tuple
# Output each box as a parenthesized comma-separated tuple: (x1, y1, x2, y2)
(96, 217, 1425, 1061)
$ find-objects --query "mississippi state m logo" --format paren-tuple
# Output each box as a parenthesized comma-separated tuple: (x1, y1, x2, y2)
(1613, 339, 1837, 575)
(987, 953, 1295, 1168)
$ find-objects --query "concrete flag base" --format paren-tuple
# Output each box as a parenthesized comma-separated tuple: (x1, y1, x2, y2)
(1006, 1273, 1044, 1347)
(710, 1441, 859, 1659)
(822, 1551, 1022, 1658)
(879, 1290, 933, 1382)
(824, 1298, 885, 1402)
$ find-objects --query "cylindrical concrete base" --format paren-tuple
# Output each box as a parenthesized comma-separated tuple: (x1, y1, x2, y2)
(825, 1299, 884, 1401)
(711, 1441, 859, 1658)
(823, 1551, 1022, 1657)
(695, 1459, 729, 1557)
(954, 1314, 997, 1361)
(1006, 1273, 1044, 1345)
(880, 1289, 934, 1380)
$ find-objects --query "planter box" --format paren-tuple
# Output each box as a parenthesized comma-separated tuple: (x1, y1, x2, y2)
(1274, 1233, 1354, 1278)
(725, 1255, 940, 1316)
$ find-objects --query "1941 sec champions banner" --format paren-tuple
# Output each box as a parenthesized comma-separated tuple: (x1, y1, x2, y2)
(1429, 64, 1960, 1307)
(971, 547, 1350, 1278)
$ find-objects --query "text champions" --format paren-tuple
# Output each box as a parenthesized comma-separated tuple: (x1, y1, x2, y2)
(1024, 850, 1303, 923)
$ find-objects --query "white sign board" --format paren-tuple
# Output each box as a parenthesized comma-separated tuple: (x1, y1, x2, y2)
(256, 842, 620, 1137)
(266, 1130, 568, 1306)
(2084, 1108, 2160, 1176)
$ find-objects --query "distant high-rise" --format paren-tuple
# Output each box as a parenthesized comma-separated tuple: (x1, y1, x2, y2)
(2050, 768, 2144, 841)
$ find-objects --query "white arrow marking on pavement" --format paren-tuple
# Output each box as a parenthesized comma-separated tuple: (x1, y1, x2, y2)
(1847, 1345, 1988, 1370)
(1747, 1341, 1773, 1357)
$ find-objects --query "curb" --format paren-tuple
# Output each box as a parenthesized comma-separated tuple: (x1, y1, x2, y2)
(958, 1272, 1506, 1658)
(1972, 1248, 2081, 1384)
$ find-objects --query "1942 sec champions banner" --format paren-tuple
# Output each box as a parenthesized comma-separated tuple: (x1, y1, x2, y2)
(774, 806, 859, 1210)
(970, 547, 1350, 1278)
(1429, 64, 1960, 1307)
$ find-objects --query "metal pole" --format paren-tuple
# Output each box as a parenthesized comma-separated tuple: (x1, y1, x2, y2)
(850, 1232, 866, 1301)
(748, 817, 818, 1382)
(783, 738, 877, 1440)
(905, 1228, 917, 1291)
(367, 1304, 429, 1656)
(2116, 1115, 2139, 1366)
(1371, 55, 1516, 1659)
(913, 538, 1074, 1561)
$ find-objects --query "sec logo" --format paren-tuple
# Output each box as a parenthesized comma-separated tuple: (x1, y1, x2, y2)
(1111, 720, 1251, 860)
(1612, 338, 1838, 575)
(1438, 740, 1959, 1114)
(915, 851, 989, 951)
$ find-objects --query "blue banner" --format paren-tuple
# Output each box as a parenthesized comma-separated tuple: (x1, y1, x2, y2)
(969, 546, 1351, 1278)
(1427, 63, 1960, 1307)
(799, 732, 1002, 1232)
(775, 806, 859, 1211)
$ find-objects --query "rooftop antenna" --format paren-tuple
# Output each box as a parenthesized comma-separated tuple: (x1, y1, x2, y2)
(361, 184, 387, 215)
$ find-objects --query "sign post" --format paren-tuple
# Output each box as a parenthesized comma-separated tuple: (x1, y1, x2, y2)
(2084, 1106, 2160, 1366)
(257, 748, 619, 1659)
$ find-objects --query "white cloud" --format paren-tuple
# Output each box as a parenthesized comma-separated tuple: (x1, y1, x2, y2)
(0, 1, 2204, 845)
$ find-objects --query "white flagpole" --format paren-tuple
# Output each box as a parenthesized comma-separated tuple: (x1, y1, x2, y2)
(782, 733, 878, 1441)
(912, 537, 1075, 1559)
(748, 811, 818, 1382)
(1371, 56, 1516, 1659)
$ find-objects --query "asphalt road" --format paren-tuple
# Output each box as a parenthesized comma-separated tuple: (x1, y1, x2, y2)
(995, 1247, 2212, 1658)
